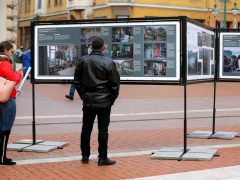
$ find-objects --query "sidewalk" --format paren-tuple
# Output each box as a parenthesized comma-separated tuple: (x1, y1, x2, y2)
(0, 81, 240, 179)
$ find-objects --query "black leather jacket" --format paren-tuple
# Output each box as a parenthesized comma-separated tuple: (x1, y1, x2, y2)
(74, 51, 120, 107)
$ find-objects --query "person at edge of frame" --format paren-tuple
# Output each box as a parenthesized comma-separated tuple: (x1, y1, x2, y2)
(0, 41, 23, 165)
(74, 37, 120, 166)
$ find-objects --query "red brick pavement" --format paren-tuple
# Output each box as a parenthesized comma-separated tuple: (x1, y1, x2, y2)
(6, 125, 240, 159)
(0, 82, 239, 179)
(0, 147, 240, 179)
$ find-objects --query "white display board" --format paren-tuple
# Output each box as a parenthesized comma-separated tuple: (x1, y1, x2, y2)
(187, 22, 215, 81)
(33, 20, 181, 83)
(219, 32, 240, 79)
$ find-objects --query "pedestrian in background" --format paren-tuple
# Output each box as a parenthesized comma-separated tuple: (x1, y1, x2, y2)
(0, 41, 22, 165)
(74, 37, 120, 166)
(65, 84, 75, 100)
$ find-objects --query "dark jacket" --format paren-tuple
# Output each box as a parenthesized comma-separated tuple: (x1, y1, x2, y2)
(74, 51, 120, 107)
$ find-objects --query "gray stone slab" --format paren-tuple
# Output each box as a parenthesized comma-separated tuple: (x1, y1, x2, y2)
(154, 147, 184, 152)
(188, 131, 212, 139)
(38, 141, 69, 148)
(188, 148, 217, 155)
(182, 148, 217, 161)
(23, 145, 58, 152)
(211, 131, 239, 140)
(13, 139, 44, 144)
(182, 152, 215, 161)
(151, 150, 183, 160)
(7, 143, 31, 151)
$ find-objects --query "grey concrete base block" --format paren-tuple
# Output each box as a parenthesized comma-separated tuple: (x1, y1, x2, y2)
(151, 148, 184, 160)
(13, 139, 44, 144)
(188, 131, 212, 139)
(38, 141, 69, 148)
(182, 148, 217, 161)
(188, 148, 217, 154)
(151, 147, 217, 161)
(211, 132, 239, 140)
(23, 145, 58, 152)
(7, 144, 31, 151)
(151, 151, 183, 160)
(153, 147, 184, 152)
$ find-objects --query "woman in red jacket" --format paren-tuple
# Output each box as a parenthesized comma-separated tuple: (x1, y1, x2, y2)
(0, 41, 22, 165)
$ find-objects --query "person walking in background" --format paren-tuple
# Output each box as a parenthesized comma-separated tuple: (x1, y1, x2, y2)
(0, 41, 22, 165)
(74, 37, 120, 166)
(65, 84, 75, 100)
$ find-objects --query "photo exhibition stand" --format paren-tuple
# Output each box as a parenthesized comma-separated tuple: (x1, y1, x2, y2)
(188, 30, 239, 140)
(151, 17, 218, 161)
(7, 82, 69, 153)
(8, 17, 219, 158)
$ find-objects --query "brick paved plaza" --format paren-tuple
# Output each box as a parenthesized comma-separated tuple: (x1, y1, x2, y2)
(0, 81, 240, 179)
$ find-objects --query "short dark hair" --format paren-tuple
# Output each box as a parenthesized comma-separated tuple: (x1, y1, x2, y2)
(0, 41, 13, 53)
(91, 37, 104, 50)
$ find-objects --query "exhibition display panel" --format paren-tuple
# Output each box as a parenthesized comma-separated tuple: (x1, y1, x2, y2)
(32, 18, 182, 84)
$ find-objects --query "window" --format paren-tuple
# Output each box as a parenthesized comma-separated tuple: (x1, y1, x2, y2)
(38, 0, 42, 9)
(25, 0, 31, 13)
(54, 0, 62, 6)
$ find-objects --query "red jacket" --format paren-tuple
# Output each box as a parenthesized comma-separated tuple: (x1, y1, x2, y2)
(0, 57, 22, 99)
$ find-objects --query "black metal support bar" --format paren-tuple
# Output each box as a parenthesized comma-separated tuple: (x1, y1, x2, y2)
(32, 83, 36, 145)
(183, 82, 187, 153)
(212, 80, 217, 134)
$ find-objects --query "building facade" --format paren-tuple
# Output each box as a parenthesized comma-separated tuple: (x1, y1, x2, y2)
(0, 0, 18, 46)
(17, 0, 239, 49)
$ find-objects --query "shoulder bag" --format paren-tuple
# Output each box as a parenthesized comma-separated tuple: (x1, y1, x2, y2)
(0, 76, 16, 103)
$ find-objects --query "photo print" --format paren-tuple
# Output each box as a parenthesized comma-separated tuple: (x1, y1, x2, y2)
(198, 32, 202, 47)
(144, 60, 167, 76)
(112, 44, 133, 59)
(144, 43, 167, 59)
(223, 47, 240, 73)
(81, 27, 102, 43)
(112, 27, 133, 42)
(81, 44, 92, 56)
(38, 45, 79, 76)
(197, 62, 202, 75)
(114, 60, 134, 76)
(144, 26, 167, 41)
(188, 50, 198, 75)
(203, 48, 211, 75)
(199, 48, 203, 59)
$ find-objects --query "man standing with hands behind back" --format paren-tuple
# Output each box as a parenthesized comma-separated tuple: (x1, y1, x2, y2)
(74, 37, 120, 166)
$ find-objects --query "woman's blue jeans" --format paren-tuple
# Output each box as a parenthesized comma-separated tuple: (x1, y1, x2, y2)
(0, 98, 16, 132)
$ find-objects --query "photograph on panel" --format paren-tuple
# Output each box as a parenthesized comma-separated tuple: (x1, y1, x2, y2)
(223, 47, 240, 73)
(81, 27, 102, 43)
(111, 44, 133, 59)
(144, 43, 167, 59)
(38, 45, 79, 76)
(113, 60, 134, 76)
(144, 26, 167, 41)
(112, 27, 133, 42)
(144, 60, 167, 76)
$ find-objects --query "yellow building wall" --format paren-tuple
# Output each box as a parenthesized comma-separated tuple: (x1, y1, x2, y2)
(46, 0, 67, 14)
(93, 8, 113, 18)
(18, 0, 35, 19)
(134, 0, 213, 8)
(95, 0, 109, 5)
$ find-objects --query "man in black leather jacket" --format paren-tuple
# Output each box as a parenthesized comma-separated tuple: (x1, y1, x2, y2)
(74, 37, 120, 166)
